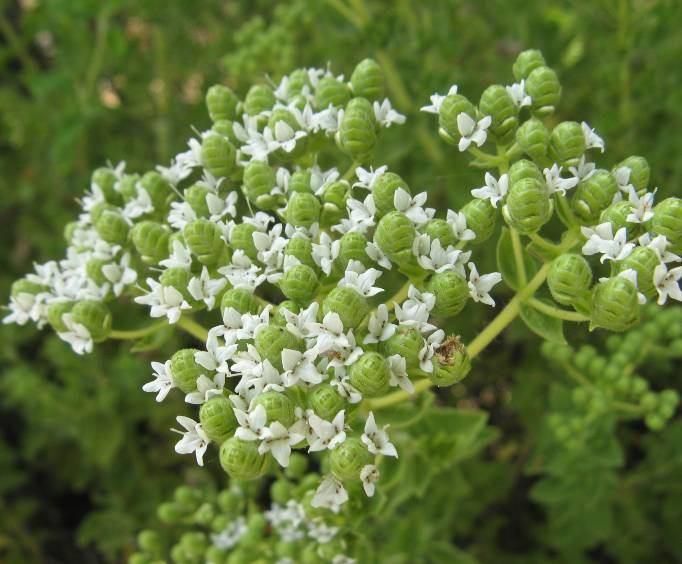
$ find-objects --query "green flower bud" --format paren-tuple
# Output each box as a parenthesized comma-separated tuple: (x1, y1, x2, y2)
(338, 97, 377, 161)
(339, 231, 371, 268)
(429, 337, 471, 386)
(479, 84, 517, 144)
(243, 161, 278, 210)
(273, 301, 300, 328)
(244, 84, 276, 116)
(130, 221, 170, 264)
(373, 172, 409, 217)
(512, 49, 546, 80)
(461, 199, 497, 243)
(308, 384, 346, 421)
(11, 278, 45, 297)
(572, 170, 619, 223)
(220, 437, 268, 480)
(508, 158, 543, 186)
(323, 286, 369, 330)
(619, 247, 659, 299)
(91, 167, 122, 205)
(64, 221, 79, 244)
(206, 84, 239, 122)
(179, 531, 207, 559)
(549, 121, 586, 167)
(504, 177, 552, 234)
(599, 200, 634, 233)
(320, 182, 349, 227)
(95, 210, 129, 246)
(157, 501, 187, 524)
(591, 277, 640, 332)
(254, 325, 303, 371)
(315, 76, 351, 109)
(229, 222, 258, 259)
(330, 437, 372, 481)
(271, 479, 294, 505)
(183, 219, 229, 266)
(185, 183, 211, 217)
(375, 211, 415, 259)
(212, 119, 240, 145)
(159, 267, 193, 303)
(526, 66, 561, 117)
(426, 271, 469, 317)
(547, 253, 593, 306)
(284, 236, 317, 270)
(84, 259, 107, 286)
(221, 288, 260, 315)
(651, 197, 682, 254)
(516, 118, 550, 162)
(287, 69, 310, 96)
(252, 391, 295, 426)
(349, 352, 390, 397)
(286, 192, 321, 228)
(382, 329, 423, 371)
(139, 171, 172, 211)
(438, 94, 476, 142)
(70, 300, 111, 341)
(285, 453, 308, 480)
(279, 263, 319, 304)
(350, 58, 384, 100)
(201, 134, 236, 178)
(614, 156, 650, 191)
(422, 219, 456, 248)
(89, 202, 116, 226)
(199, 396, 237, 444)
(170, 349, 202, 393)
(289, 170, 312, 194)
(268, 108, 301, 134)
(137, 529, 163, 554)
(47, 302, 73, 332)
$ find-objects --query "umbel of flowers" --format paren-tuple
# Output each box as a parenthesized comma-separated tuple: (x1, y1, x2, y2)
(4, 51, 681, 527)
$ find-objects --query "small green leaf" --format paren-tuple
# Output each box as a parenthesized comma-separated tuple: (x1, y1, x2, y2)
(496, 227, 538, 291)
(520, 301, 567, 344)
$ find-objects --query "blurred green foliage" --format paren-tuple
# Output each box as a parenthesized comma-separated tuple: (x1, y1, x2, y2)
(1, 0, 681, 562)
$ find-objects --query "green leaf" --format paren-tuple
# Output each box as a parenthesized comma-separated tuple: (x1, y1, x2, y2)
(520, 301, 567, 344)
(496, 227, 538, 291)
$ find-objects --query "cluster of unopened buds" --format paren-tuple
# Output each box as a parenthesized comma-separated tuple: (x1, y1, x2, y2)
(4, 50, 681, 559)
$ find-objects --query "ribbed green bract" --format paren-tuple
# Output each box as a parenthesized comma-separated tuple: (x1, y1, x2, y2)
(254, 325, 303, 371)
(11, 278, 44, 297)
(244, 84, 276, 116)
(382, 329, 424, 371)
(199, 396, 238, 444)
(509, 159, 543, 186)
(308, 384, 346, 421)
(212, 119, 239, 145)
(349, 352, 390, 397)
(47, 302, 73, 332)
(272, 300, 299, 326)
(512, 49, 546, 80)
(591, 277, 640, 332)
(131, 221, 171, 264)
(320, 181, 349, 227)
(206, 84, 239, 122)
(651, 197, 682, 254)
(547, 253, 593, 306)
(170, 349, 202, 393)
(284, 236, 317, 270)
(323, 286, 369, 330)
(338, 97, 377, 161)
(614, 156, 650, 191)
(251, 391, 295, 426)
(139, 171, 172, 211)
(620, 247, 660, 299)
(330, 437, 372, 481)
(315, 76, 351, 109)
(289, 170, 312, 194)
(89, 202, 116, 226)
(572, 170, 619, 223)
(427, 272, 469, 317)
(95, 210, 129, 246)
(339, 231, 371, 268)
(422, 219, 456, 247)
(461, 199, 497, 243)
(549, 121, 586, 166)
(243, 161, 276, 208)
(279, 264, 319, 305)
(600, 200, 635, 233)
(516, 118, 550, 161)
(117, 173, 140, 202)
(350, 58, 384, 100)
(286, 192, 321, 228)
(183, 219, 228, 266)
(268, 108, 299, 133)
(287, 69, 309, 96)
(373, 172, 409, 217)
(219, 438, 268, 480)
(91, 167, 122, 205)
(438, 94, 475, 141)
(159, 268, 192, 302)
(229, 222, 258, 259)
(375, 211, 415, 258)
(185, 184, 211, 217)
(221, 288, 260, 315)
(479, 84, 517, 144)
(505, 177, 552, 234)
(201, 134, 236, 178)
(71, 300, 111, 341)
(526, 66, 561, 116)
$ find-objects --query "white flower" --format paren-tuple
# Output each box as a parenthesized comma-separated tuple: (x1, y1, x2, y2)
(281, 348, 323, 387)
(195, 332, 237, 375)
(312, 232, 341, 276)
(581, 223, 634, 263)
(543, 164, 579, 196)
(394, 285, 436, 333)
(420, 84, 458, 114)
(160, 240, 193, 270)
(156, 158, 193, 185)
(172, 416, 210, 466)
(306, 312, 349, 353)
(639, 234, 681, 264)
(467, 262, 501, 306)
(308, 410, 346, 452)
(258, 421, 304, 467)
(329, 373, 362, 404)
(471, 172, 509, 208)
(123, 186, 154, 219)
(185, 373, 226, 405)
(373, 98, 405, 127)
(207, 191, 239, 222)
(167, 201, 197, 231)
(311, 475, 348, 513)
(457, 112, 491, 152)
(134, 278, 191, 324)
(415, 237, 470, 274)
(366, 239, 392, 269)
(582, 121, 605, 152)
(387, 354, 413, 393)
(234, 404, 267, 442)
(353, 165, 388, 191)
(361, 412, 398, 457)
(335, 194, 376, 235)
(282, 302, 319, 339)
(418, 329, 445, 372)
(447, 209, 476, 241)
(360, 464, 380, 497)
(273, 121, 307, 152)
(338, 261, 383, 297)
(211, 517, 247, 550)
(626, 188, 656, 224)
(605, 269, 647, 305)
(58, 313, 93, 355)
(101, 253, 137, 296)
(506, 80, 532, 108)
(613, 166, 634, 193)
(3, 292, 45, 326)
(364, 304, 397, 344)
(653, 263, 682, 305)
(569, 155, 596, 181)
(393, 189, 434, 226)
(142, 360, 176, 402)
(188, 267, 227, 309)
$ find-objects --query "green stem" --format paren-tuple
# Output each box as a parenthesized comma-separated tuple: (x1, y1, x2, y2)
(528, 232, 564, 256)
(509, 228, 528, 287)
(468, 146, 503, 166)
(109, 320, 168, 340)
(177, 316, 209, 342)
(384, 279, 411, 310)
(341, 161, 360, 182)
(526, 298, 589, 322)
(326, 0, 365, 27)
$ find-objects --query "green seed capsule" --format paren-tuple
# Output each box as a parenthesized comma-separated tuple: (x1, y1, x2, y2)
(338, 97, 377, 162)
(572, 170, 619, 223)
(229, 223, 258, 259)
(547, 253, 593, 306)
(591, 276, 640, 332)
(323, 286, 369, 330)
(308, 384, 346, 421)
(159, 267, 192, 301)
(504, 177, 552, 234)
(526, 66, 561, 117)
(350, 58, 384, 100)
(509, 159, 543, 186)
(139, 171, 172, 212)
(170, 349, 202, 393)
(243, 161, 276, 207)
(516, 118, 550, 161)
(201, 134, 236, 178)
(185, 183, 211, 217)
(461, 199, 497, 243)
(438, 94, 476, 142)
(183, 219, 229, 266)
(289, 170, 311, 194)
(512, 49, 546, 80)
(47, 302, 73, 332)
(200, 396, 238, 444)
(219, 437, 268, 480)
(430, 338, 471, 386)
(382, 329, 424, 371)
(315, 76, 351, 109)
(330, 437, 372, 481)
(95, 210, 129, 246)
(349, 352, 390, 397)
(206, 84, 239, 122)
(549, 121, 586, 167)
(426, 272, 469, 317)
(221, 288, 260, 315)
(422, 219, 456, 248)
(339, 231, 371, 268)
(91, 167, 122, 205)
(600, 200, 634, 233)
(373, 172, 409, 217)
(70, 300, 111, 341)
(614, 156, 650, 191)
(619, 247, 660, 299)
(651, 197, 682, 254)
(279, 263, 319, 305)
(286, 192, 321, 228)
(244, 84, 276, 116)
(254, 325, 303, 371)
(375, 211, 415, 258)
(479, 84, 518, 144)
(251, 391, 295, 426)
